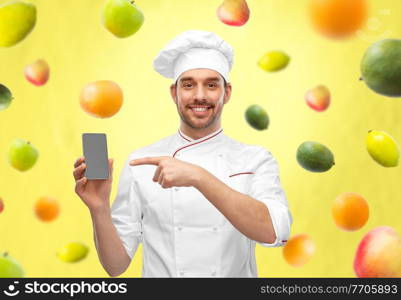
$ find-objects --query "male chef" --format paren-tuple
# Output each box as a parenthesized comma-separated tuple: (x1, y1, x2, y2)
(73, 30, 293, 278)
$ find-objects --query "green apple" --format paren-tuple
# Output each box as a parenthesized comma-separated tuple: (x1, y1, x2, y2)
(57, 242, 89, 263)
(101, 0, 144, 38)
(8, 138, 39, 171)
(0, 252, 24, 277)
(0, 0, 36, 47)
(0, 83, 13, 111)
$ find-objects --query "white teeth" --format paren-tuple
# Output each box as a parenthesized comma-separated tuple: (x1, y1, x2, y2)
(192, 107, 208, 112)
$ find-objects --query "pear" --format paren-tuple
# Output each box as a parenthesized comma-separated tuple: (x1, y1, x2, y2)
(101, 0, 144, 38)
(217, 0, 250, 26)
(0, 1, 36, 47)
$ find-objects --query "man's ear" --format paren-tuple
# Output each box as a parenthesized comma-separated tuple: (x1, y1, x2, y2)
(170, 83, 177, 104)
(223, 83, 232, 105)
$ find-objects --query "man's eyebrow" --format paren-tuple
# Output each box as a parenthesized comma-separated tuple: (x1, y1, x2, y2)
(205, 77, 221, 82)
(179, 76, 221, 83)
(179, 77, 193, 83)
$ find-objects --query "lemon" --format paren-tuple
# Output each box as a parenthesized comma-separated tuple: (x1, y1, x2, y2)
(0, 1, 36, 47)
(366, 130, 399, 167)
(257, 50, 290, 72)
(57, 242, 89, 263)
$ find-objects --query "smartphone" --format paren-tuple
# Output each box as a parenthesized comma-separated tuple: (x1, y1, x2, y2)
(82, 133, 109, 180)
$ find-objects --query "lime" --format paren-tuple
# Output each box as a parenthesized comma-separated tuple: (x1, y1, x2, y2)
(245, 104, 269, 130)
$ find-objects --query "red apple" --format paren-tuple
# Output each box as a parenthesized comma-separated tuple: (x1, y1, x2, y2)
(24, 59, 49, 86)
(0, 197, 4, 213)
(217, 0, 250, 26)
(305, 85, 330, 111)
(354, 226, 401, 277)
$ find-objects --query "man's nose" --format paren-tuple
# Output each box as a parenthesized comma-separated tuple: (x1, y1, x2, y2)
(194, 86, 207, 100)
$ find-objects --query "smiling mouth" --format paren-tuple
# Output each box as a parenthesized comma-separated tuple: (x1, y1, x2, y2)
(188, 105, 213, 112)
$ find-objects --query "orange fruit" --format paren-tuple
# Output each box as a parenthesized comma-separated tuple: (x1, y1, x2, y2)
(283, 234, 315, 267)
(80, 80, 123, 118)
(332, 192, 369, 231)
(309, 0, 368, 38)
(34, 196, 60, 222)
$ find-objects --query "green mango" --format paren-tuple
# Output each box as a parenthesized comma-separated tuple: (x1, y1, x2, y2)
(297, 141, 335, 172)
(0, 83, 13, 111)
(102, 0, 144, 38)
(361, 39, 401, 97)
(0, 1, 36, 47)
(245, 104, 269, 130)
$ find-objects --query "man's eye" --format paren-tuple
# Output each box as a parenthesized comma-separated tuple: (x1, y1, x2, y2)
(208, 83, 217, 88)
(184, 83, 192, 87)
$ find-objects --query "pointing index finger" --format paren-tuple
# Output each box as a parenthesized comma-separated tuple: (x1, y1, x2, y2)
(130, 156, 165, 166)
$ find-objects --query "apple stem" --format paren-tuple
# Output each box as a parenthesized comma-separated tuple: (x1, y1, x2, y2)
(4, 252, 8, 257)
(359, 77, 363, 81)
(130, 0, 135, 3)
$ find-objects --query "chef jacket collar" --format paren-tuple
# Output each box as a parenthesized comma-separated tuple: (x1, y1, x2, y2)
(176, 126, 224, 146)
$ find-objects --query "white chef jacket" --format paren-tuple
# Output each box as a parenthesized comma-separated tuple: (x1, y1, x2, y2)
(110, 127, 293, 277)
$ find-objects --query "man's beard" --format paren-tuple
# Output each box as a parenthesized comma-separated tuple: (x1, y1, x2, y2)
(175, 90, 225, 129)
(178, 106, 219, 129)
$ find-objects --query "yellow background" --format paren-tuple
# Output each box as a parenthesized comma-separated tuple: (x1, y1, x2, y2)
(0, 0, 400, 277)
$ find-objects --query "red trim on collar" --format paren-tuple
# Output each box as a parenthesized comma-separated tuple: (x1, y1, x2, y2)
(178, 130, 192, 142)
(229, 172, 255, 177)
(173, 129, 223, 157)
